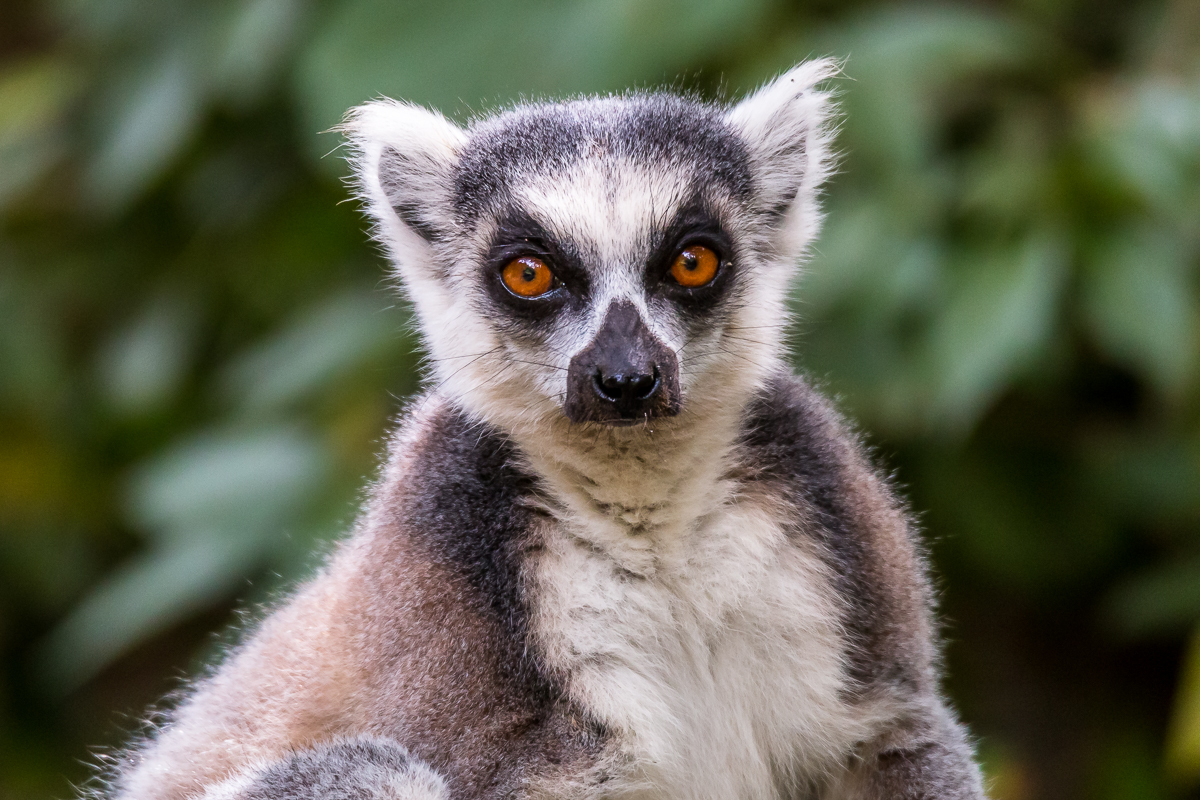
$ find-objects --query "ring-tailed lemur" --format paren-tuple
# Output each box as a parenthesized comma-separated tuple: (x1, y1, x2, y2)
(106, 61, 986, 800)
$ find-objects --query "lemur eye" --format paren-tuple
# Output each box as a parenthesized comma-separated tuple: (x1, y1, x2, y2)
(669, 245, 719, 288)
(501, 256, 556, 298)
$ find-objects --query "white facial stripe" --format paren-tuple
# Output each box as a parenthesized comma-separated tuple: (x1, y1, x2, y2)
(513, 158, 702, 352)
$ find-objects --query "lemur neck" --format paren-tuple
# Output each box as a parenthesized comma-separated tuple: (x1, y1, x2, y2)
(510, 401, 750, 551)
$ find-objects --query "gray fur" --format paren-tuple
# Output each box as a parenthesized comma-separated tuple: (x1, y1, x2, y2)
(200, 738, 447, 800)
(99, 61, 986, 800)
(451, 94, 754, 225)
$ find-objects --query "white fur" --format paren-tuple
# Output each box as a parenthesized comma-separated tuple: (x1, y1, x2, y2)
(340, 100, 472, 394)
(525, 446, 894, 799)
(199, 772, 259, 800)
(727, 59, 840, 259)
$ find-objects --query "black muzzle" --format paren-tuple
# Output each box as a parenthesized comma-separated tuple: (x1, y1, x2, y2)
(564, 300, 681, 425)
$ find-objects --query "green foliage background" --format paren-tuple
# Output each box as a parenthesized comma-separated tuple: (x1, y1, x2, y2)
(2, 0, 1199, 797)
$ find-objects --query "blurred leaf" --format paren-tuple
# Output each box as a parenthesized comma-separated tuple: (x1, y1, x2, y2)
(0, 428, 85, 529)
(85, 47, 205, 211)
(214, 0, 308, 107)
(56, 0, 175, 44)
(32, 532, 266, 693)
(1166, 626, 1200, 787)
(925, 233, 1067, 435)
(95, 291, 201, 416)
(1083, 434, 1200, 526)
(30, 424, 330, 692)
(825, 6, 1035, 172)
(1086, 78, 1200, 214)
(1090, 730, 1170, 800)
(219, 289, 406, 414)
(801, 200, 945, 315)
(958, 107, 1053, 225)
(920, 447, 1121, 593)
(178, 144, 288, 230)
(1082, 226, 1199, 399)
(0, 57, 78, 209)
(0, 274, 70, 418)
(126, 425, 327, 539)
(0, 526, 97, 615)
(1104, 558, 1200, 639)
(296, 0, 773, 161)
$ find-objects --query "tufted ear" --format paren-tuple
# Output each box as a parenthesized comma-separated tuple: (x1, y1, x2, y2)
(726, 59, 839, 254)
(342, 100, 467, 259)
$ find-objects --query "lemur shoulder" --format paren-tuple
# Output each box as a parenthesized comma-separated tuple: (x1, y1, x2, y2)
(106, 61, 987, 800)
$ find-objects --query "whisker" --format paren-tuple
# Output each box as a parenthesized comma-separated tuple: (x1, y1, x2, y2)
(722, 333, 776, 348)
(420, 346, 503, 409)
(726, 323, 796, 331)
(423, 350, 508, 363)
(505, 358, 568, 372)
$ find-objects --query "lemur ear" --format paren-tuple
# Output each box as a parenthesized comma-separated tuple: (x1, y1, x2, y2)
(726, 60, 838, 252)
(342, 100, 467, 254)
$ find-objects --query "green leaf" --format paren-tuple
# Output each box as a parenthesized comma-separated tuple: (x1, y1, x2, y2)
(1087, 79, 1200, 214)
(85, 48, 205, 211)
(1082, 227, 1199, 399)
(1166, 627, 1200, 787)
(1082, 434, 1200, 526)
(822, 6, 1035, 172)
(95, 291, 201, 416)
(1104, 559, 1200, 639)
(213, 0, 308, 107)
(126, 425, 328, 540)
(0, 273, 70, 418)
(219, 290, 406, 414)
(925, 233, 1066, 435)
(28, 424, 332, 691)
(801, 199, 944, 315)
(31, 532, 267, 693)
(295, 0, 772, 162)
(0, 58, 78, 209)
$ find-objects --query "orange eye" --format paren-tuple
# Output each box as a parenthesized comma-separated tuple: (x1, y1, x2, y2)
(669, 245, 720, 288)
(501, 256, 556, 298)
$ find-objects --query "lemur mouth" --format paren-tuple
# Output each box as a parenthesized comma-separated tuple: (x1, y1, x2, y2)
(597, 415, 657, 428)
(563, 300, 681, 426)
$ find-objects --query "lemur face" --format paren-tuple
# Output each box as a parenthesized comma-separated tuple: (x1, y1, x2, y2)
(347, 62, 835, 434)
(454, 98, 756, 427)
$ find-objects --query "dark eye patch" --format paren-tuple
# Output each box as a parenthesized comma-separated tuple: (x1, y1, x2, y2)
(643, 200, 737, 312)
(480, 208, 591, 322)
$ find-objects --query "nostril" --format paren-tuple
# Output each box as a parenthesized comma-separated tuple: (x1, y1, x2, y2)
(629, 370, 658, 401)
(594, 371, 623, 401)
(594, 369, 659, 403)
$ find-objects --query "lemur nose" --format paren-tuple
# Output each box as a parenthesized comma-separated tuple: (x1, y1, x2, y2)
(563, 299, 681, 425)
(595, 369, 659, 403)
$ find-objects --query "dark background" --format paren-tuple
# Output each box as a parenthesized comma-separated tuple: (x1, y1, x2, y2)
(2, 1, 1199, 798)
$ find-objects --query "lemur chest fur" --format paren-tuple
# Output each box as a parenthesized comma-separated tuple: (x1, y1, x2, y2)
(524, 457, 872, 799)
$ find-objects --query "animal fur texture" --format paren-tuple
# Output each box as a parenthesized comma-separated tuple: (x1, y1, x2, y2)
(105, 61, 987, 800)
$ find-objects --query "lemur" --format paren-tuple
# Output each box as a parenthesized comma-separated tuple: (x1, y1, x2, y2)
(105, 61, 986, 800)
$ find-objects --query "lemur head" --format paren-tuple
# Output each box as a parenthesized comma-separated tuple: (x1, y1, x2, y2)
(345, 61, 835, 438)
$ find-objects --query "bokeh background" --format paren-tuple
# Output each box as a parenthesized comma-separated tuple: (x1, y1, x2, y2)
(2, 0, 1199, 797)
